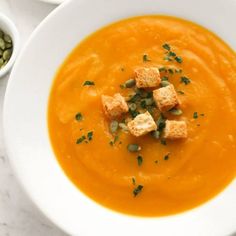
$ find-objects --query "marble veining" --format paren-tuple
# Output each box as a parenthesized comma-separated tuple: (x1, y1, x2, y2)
(0, 0, 67, 235)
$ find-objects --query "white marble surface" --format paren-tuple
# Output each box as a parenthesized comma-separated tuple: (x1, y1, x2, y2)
(0, 0, 67, 235)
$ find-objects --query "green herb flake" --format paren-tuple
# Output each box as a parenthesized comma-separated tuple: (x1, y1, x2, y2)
(160, 138, 167, 146)
(83, 81, 95, 86)
(75, 112, 83, 121)
(137, 155, 143, 166)
(143, 54, 151, 62)
(168, 51, 176, 57)
(159, 67, 167, 73)
(168, 68, 174, 74)
(164, 153, 170, 161)
(109, 135, 119, 146)
(161, 76, 169, 81)
(175, 68, 183, 73)
(132, 177, 136, 185)
(129, 109, 140, 118)
(133, 185, 143, 197)
(164, 56, 173, 62)
(193, 112, 198, 119)
(76, 135, 86, 144)
(162, 43, 171, 51)
(177, 90, 185, 95)
(175, 56, 183, 63)
(87, 131, 93, 141)
(156, 114, 166, 132)
(180, 76, 191, 85)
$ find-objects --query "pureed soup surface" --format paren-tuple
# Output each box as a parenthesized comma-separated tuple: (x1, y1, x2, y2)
(48, 15, 236, 216)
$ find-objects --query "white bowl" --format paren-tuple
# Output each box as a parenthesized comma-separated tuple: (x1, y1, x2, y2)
(38, 0, 64, 4)
(0, 13, 20, 78)
(3, 0, 236, 235)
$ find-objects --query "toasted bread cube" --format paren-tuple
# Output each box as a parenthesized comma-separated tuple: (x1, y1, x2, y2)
(163, 120, 187, 139)
(101, 93, 128, 118)
(134, 67, 161, 88)
(127, 111, 157, 137)
(153, 84, 179, 112)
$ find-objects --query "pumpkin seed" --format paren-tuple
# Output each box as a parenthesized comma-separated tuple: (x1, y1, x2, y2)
(0, 58, 4, 67)
(141, 98, 154, 106)
(119, 123, 129, 132)
(128, 103, 137, 111)
(3, 34, 12, 43)
(0, 49, 3, 57)
(169, 108, 183, 116)
(110, 120, 119, 133)
(5, 43, 12, 49)
(127, 144, 141, 152)
(3, 49, 12, 61)
(124, 79, 136, 88)
(0, 30, 3, 38)
(161, 81, 170, 87)
(0, 38, 5, 50)
(151, 130, 160, 139)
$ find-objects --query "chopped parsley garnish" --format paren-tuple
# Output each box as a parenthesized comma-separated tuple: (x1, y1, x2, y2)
(164, 153, 170, 161)
(175, 56, 183, 63)
(75, 112, 83, 121)
(76, 135, 86, 144)
(110, 135, 119, 146)
(161, 76, 169, 81)
(193, 112, 198, 119)
(168, 68, 174, 74)
(87, 131, 93, 141)
(129, 109, 140, 118)
(132, 177, 136, 185)
(164, 56, 173, 61)
(168, 51, 176, 57)
(177, 90, 185, 95)
(76, 131, 93, 144)
(156, 114, 166, 132)
(83, 80, 95, 86)
(137, 155, 143, 166)
(162, 43, 171, 51)
(160, 138, 167, 146)
(133, 185, 143, 197)
(159, 67, 167, 72)
(180, 76, 191, 85)
(143, 54, 151, 62)
(175, 68, 183, 73)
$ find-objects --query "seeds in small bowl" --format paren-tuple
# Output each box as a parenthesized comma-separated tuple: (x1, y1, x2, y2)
(0, 29, 13, 70)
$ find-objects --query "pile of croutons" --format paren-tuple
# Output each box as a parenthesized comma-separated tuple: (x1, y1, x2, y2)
(102, 66, 187, 140)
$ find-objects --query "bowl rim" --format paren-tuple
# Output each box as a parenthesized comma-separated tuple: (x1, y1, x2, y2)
(0, 13, 20, 78)
(3, 0, 236, 235)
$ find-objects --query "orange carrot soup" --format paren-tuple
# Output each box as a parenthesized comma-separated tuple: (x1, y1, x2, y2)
(48, 15, 236, 216)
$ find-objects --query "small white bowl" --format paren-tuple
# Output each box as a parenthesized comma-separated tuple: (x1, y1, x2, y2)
(0, 13, 20, 78)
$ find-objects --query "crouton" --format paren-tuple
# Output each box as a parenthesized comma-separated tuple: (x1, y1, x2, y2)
(127, 111, 157, 137)
(163, 120, 187, 139)
(101, 93, 128, 118)
(134, 67, 161, 88)
(153, 84, 179, 112)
